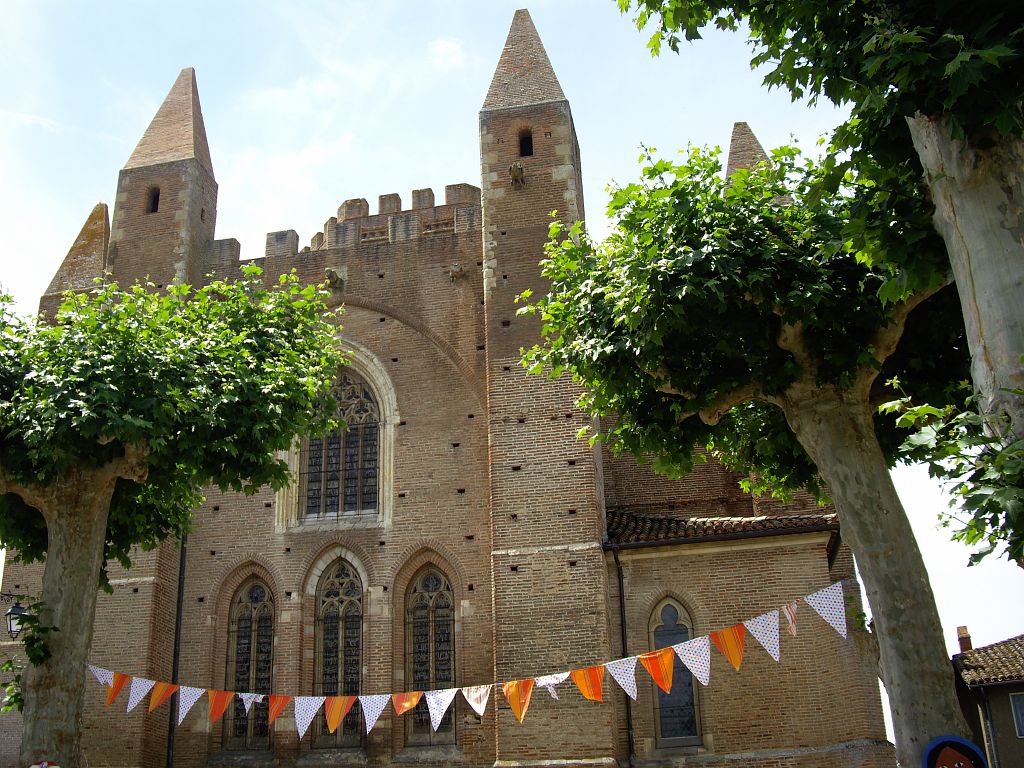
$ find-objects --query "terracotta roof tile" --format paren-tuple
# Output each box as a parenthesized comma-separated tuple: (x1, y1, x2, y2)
(606, 507, 838, 546)
(954, 634, 1024, 686)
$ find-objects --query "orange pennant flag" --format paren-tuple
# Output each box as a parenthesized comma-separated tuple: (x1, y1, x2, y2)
(325, 696, 356, 733)
(392, 691, 423, 716)
(501, 679, 534, 723)
(711, 623, 747, 671)
(105, 672, 130, 706)
(639, 647, 676, 694)
(148, 682, 179, 712)
(207, 690, 234, 723)
(267, 695, 291, 726)
(570, 665, 605, 702)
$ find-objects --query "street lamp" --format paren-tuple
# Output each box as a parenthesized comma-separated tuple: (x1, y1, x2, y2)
(1, 593, 27, 640)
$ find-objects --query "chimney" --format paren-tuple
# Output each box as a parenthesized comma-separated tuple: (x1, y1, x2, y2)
(957, 625, 973, 653)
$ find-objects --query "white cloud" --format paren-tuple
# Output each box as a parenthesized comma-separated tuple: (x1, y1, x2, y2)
(428, 38, 466, 72)
(0, 109, 60, 131)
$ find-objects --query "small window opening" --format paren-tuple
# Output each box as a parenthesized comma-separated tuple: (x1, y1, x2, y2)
(519, 130, 534, 157)
(146, 187, 160, 214)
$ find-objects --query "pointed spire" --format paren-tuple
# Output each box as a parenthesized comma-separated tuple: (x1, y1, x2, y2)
(44, 203, 109, 295)
(124, 68, 214, 177)
(725, 122, 768, 177)
(483, 9, 565, 111)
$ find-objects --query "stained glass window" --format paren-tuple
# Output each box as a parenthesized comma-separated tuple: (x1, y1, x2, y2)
(314, 559, 363, 747)
(302, 372, 380, 519)
(225, 580, 274, 750)
(406, 568, 455, 745)
(651, 601, 699, 747)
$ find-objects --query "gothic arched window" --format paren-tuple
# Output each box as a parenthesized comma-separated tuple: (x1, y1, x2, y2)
(406, 568, 455, 745)
(225, 580, 274, 750)
(313, 559, 363, 747)
(303, 372, 379, 519)
(649, 600, 700, 747)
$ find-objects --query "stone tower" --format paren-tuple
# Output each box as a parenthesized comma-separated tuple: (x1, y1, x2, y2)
(480, 10, 616, 765)
(107, 67, 218, 288)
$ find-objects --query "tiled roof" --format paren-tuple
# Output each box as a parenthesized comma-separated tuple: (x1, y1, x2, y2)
(954, 634, 1024, 686)
(606, 508, 839, 546)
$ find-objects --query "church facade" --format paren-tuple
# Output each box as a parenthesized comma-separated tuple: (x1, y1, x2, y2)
(0, 10, 893, 768)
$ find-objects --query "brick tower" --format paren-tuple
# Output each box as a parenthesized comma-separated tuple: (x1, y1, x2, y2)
(480, 10, 616, 766)
(107, 67, 218, 288)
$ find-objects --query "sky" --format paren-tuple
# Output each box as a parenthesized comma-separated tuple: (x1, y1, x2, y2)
(1, 0, 1021, 712)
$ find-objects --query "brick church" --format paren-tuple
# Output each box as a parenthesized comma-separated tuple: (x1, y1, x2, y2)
(0, 10, 893, 768)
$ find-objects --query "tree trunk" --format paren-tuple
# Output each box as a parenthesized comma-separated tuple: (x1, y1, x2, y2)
(19, 470, 116, 768)
(782, 385, 968, 766)
(906, 116, 1024, 441)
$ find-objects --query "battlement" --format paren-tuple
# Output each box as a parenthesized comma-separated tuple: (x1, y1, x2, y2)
(265, 183, 481, 258)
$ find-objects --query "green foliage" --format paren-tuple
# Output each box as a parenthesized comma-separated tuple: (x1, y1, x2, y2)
(1, 658, 23, 713)
(521, 144, 966, 495)
(0, 267, 344, 584)
(0, 598, 54, 713)
(882, 382, 1024, 565)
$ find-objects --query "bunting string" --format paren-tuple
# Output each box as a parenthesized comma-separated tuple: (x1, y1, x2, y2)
(86, 582, 850, 734)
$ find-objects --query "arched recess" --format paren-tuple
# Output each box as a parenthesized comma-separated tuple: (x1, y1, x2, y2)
(276, 338, 399, 531)
(648, 598, 701, 749)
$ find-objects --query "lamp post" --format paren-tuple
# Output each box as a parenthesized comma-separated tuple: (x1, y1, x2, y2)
(1, 592, 27, 640)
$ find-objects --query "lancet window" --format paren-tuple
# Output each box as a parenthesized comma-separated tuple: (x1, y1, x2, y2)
(650, 600, 699, 747)
(313, 558, 363, 747)
(225, 580, 274, 750)
(406, 568, 455, 745)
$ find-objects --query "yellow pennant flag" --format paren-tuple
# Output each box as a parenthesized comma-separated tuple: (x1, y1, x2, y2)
(711, 623, 747, 672)
(325, 695, 356, 733)
(501, 679, 534, 723)
(570, 665, 605, 702)
(392, 691, 423, 716)
(148, 682, 179, 712)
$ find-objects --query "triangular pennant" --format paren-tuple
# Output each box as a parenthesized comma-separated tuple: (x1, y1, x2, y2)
(461, 685, 491, 717)
(782, 600, 799, 637)
(267, 695, 291, 726)
(425, 688, 459, 731)
(392, 691, 423, 716)
(605, 656, 639, 700)
(569, 665, 604, 702)
(804, 582, 847, 639)
(359, 694, 390, 733)
(177, 686, 205, 725)
(126, 677, 156, 713)
(294, 696, 325, 739)
(105, 672, 130, 707)
(324, 696, 356, 733)
(534, 671, 570, 700)
(711, 624, 747, 671)
(639, 647, 675, 694)
(239, 692, 264, 714)
(207, 690, 234, 723)
(149, 682, 179, 713)
(501, 679, 534, 723)
(745, 610, 781, 662)
(88, 664, 114, 688)
(674, 636, 711, 686)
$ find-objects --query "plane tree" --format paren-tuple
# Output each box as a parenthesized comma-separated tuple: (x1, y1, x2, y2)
(521, 146, 969, 766)
(0, 266, 344, 767)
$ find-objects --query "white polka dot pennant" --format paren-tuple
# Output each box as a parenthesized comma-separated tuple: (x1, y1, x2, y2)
(359, 694, 391, 734)
(534, 671, 570, 700)
(425, 688, 460, 731)
(126, 677, 155, 713)
(673, 635, 711, 687)
(460, 684, 491, 717)
(88, 664, 114, 688)
(604, 656, 639, 700)
(294, 696, 325, 740)
(177, 686, 205, 725)
(744, 610, 781, 662)
(804, 582, 847, 639)
(238, 692, 264, 714)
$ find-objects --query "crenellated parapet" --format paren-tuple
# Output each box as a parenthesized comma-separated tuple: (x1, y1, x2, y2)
(264, 183, 481, 258)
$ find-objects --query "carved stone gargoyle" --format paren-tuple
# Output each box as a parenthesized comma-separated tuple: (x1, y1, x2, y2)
(509, 161, 526, 188)
(325, 267, 345, 294)
(449, 263, 466, 282)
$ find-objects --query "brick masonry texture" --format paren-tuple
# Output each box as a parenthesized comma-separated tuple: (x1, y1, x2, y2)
(0, 10, 892, 768)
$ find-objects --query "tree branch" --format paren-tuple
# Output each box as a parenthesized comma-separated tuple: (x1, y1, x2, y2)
(643, 366, 696, 398)
(0, 467, 51, 513)
(776, 319, 817, 378)
(671, 383, 777, 427)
